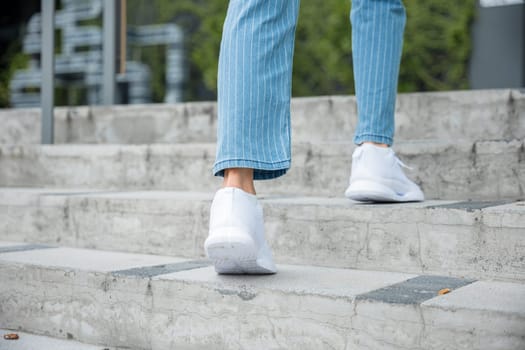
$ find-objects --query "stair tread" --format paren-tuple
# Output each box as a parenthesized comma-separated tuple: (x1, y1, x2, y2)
(0, 242, 414, 297)
(0, 244, 186, 272)
(0, 329, 116, 350)
(1, 139, 522, 200)
(0, 241, 522, 307)
(0, 186, 522, 219)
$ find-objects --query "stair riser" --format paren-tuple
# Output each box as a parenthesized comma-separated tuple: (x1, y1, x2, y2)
(2, 194, 523, 282)
(264, 201, 524, 282)
(0, 264, 522, 350)
(1, 90, 523, 145)
(0, 140, 523, 199)
(0, 264, 152, 349)
(352, 301, 525, 350)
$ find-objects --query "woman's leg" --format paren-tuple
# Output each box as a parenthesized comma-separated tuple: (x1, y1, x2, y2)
(214, 0, 300, 185)
(346, 0, 424, 202)
(351, 0, 406, 146)
(206, 0, 300, 274)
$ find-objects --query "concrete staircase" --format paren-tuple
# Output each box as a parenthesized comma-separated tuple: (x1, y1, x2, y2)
(0, 89, 524, 349)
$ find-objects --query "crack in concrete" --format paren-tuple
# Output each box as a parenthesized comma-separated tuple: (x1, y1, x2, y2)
(416, 304, 427, 349)
(507, 90, 518, 140)
(415, 223, 425, 274)
(347, 309, 421, 350)
(353, 223, 369, 266)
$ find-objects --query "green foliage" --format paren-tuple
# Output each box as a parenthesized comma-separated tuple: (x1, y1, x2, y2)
(2, 0, 475, 106)
(127, 0, 228, 101)
(0, 40, 30, 108)
(293, 0, 353, 96)
(400, 0, 476, 91)
(128, 0, 476, 101)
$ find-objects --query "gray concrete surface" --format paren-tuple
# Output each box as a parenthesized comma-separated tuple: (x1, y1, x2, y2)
(420, 281, 525, 350)
(0, 243, 54, 254)
(0, 241, 24, 248)
(356, 275, 475, 304)
(1, 189, 523, 282)
(0, 329, 116, 350)
(2, 88, 524, 349)
(0, 89, 523, 145)
(0, 247, 523, 350)
(0, 246, 186, 272)
(0, 139, 523, 199)
(352, 281, 525, 350)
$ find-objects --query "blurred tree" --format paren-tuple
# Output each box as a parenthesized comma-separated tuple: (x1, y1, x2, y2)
(0, 40, 30, 108)
(127, 0, 228, 102)
(293, 0, 353, 96)
(401, 0, 476, 91)
(2, 0, 475, 106)
(0, 0, 40, 107)
(127, 0, 475, 101)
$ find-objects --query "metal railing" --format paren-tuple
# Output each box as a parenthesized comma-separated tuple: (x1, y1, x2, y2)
(35, 0, 183, 144)
(41, 0, 55, 144)
(40, 0, 119, 144)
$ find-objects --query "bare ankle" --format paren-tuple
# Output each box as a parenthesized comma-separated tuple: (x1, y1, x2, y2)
(362, 141, 389, 148)
(223, 168, 256, 195)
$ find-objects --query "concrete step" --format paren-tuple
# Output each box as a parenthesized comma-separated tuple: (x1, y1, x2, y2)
(0, 139, 523, 199)
(0, 243, 523, 350)
(1, 188, 523, 282)
(1, 89, 523, 145)
(0, 329, 116, 350)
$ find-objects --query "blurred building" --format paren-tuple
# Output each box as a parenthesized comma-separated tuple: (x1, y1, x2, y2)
(469, 0, 525, 89)
(9, 0, 184, 108)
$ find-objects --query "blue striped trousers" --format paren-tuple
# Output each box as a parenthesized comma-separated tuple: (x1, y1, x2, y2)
(214, 0, 406, 180)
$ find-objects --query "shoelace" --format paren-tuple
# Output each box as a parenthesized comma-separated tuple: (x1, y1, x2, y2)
(395, 155, 414, 170)
(354, 145, 415, 170)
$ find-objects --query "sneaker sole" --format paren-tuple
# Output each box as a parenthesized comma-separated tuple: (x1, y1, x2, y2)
(345, 180, 424, 203)
(204, 229, 276, 275)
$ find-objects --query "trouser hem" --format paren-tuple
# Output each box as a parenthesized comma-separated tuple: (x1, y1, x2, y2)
(354, 134, 393, 146)
(213, 159, 290, 180)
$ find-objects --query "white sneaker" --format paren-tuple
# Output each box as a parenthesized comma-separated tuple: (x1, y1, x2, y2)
(204, 187, 277, 274)
(345, 143, 424, 202)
